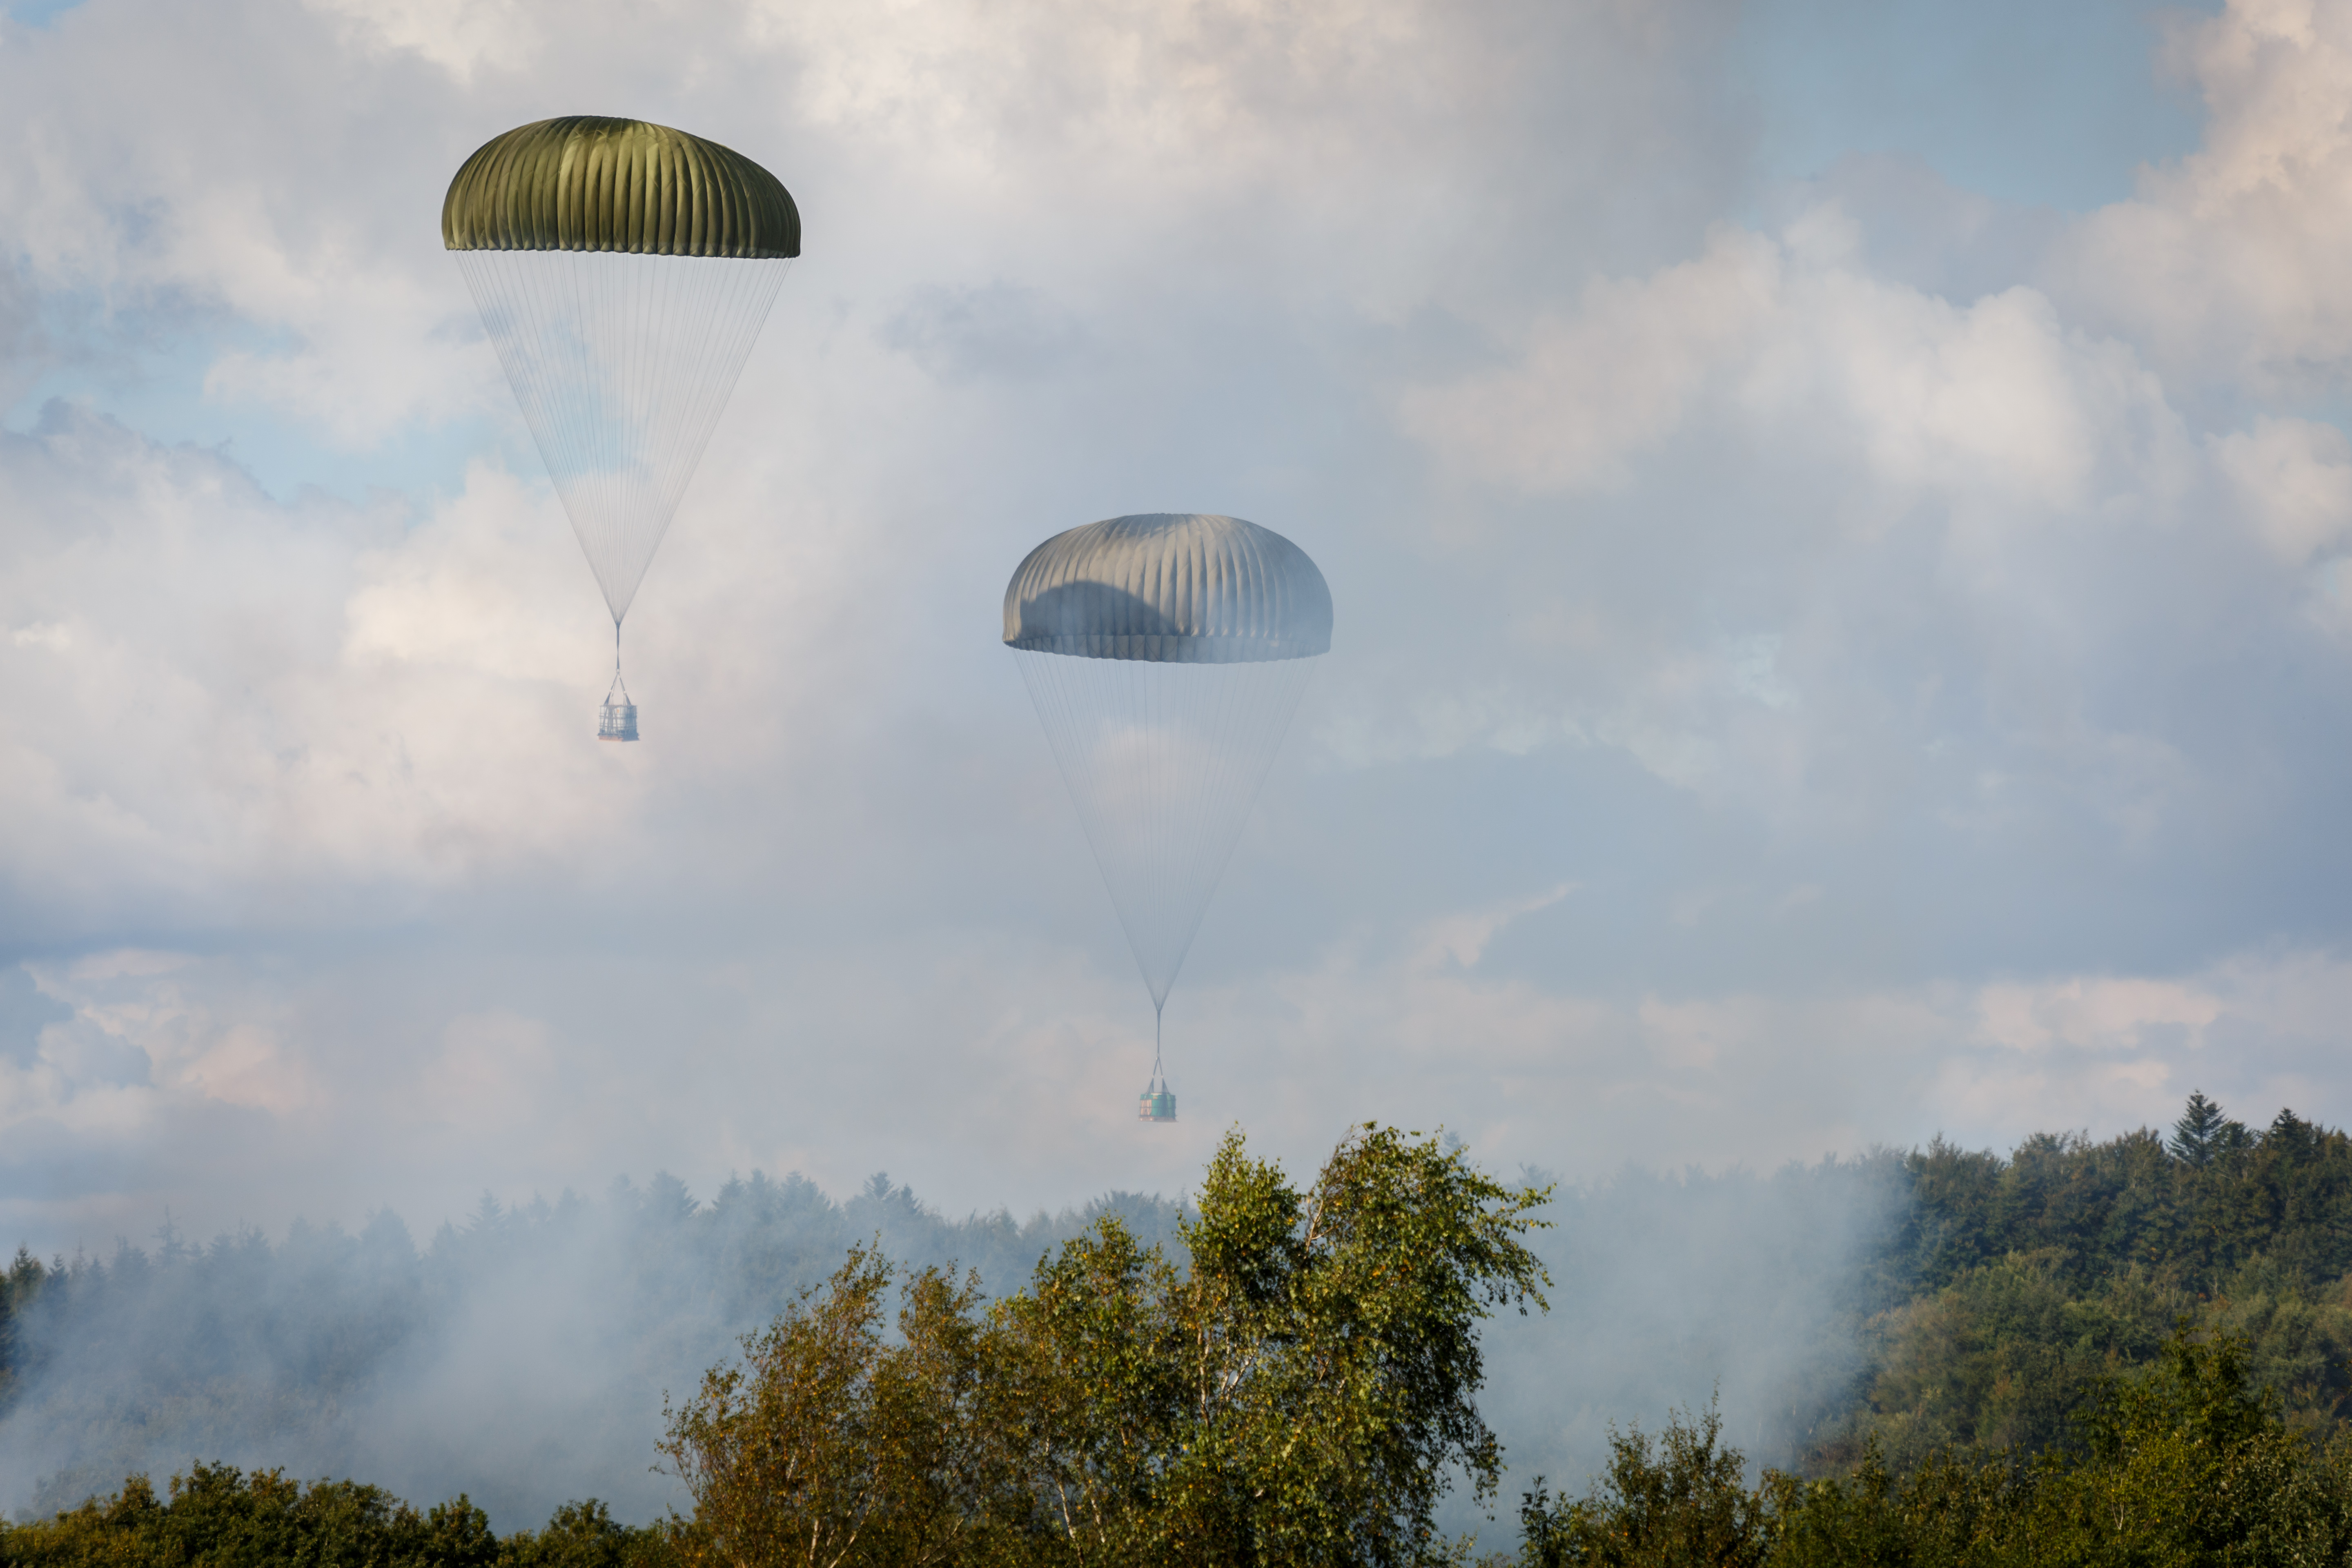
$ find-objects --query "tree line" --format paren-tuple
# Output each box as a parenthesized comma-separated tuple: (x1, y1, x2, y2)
(17, 1320, 2348, 1566)
(7, 1126, 1549, 1566)
(11, 1096, 2352, 1563)
(1804, 1094, 2352, 1471)
(1522, 1323, 2352, 1565)
(0, 1172, 1191, 1519)
(1, 1468, 674, 1568)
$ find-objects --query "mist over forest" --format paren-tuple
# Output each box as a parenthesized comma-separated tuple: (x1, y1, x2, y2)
(11, 1095, 2351, 1543)
(0, 1141, 1885, 1530)
(0, 1172, 1188, 1523)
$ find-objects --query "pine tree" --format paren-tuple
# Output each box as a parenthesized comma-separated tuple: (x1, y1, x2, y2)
(2171, 1091, 2227, 1167)
(2267, 1107, 2318, 1158)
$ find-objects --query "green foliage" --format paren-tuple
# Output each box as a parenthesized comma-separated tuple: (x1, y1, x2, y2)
(1560, 1324, 2352, 1566)
(2042, 1327, 2321, 1559)
(23, 1100, 2352, 1566)
(1517, 1403, 1769, 1567)
(1874, 1102, 2352, 1307)
(0, 1461, 664, 1568)
(657, 1245, 1038, 1567)
(1831, 1253, 2177, 1466)
(0, 1243, 46, 1411)
(2173, 1091, 2251, 1169)
(1759, 1448, 2011, 1568)
(501, 1500, 682, 1568)
(1000, 1207, 1183, 1563)
(1814, 1094, 2352, 1472)
(1502, 1094, 2352, 1563)
(661, 1124, 1551, 1568)
(1154, 1125, 1553, 1565)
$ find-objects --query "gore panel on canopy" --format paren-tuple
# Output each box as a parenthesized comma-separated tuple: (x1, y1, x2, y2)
(454, 248, 788, 623)
(1004, 513, 1332, 664)
(444, 117, 800, 259)
(1016, 651, 1317, 1008)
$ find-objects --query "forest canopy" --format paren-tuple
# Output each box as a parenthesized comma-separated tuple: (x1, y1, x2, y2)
(9, 1098, 2352, 1564)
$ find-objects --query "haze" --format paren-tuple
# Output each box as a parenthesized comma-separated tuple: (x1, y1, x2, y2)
(2, 0, 2344, 1311)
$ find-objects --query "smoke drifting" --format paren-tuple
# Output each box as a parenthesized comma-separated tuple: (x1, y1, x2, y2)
(1, 1153, 1904, 1538)
(0, 1171, 1188, 1525)
(1462, 1154, 1907, 1534)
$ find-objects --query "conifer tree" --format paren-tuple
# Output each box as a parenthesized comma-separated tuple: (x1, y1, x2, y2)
(2170, 1091, 2228, 1167)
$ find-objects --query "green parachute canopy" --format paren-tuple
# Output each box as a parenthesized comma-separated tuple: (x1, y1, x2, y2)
(444, 116, 799, 741)
(443, 116, 800, 259)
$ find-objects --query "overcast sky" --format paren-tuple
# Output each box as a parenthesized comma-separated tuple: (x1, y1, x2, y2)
(3, 0, 2348, 1255)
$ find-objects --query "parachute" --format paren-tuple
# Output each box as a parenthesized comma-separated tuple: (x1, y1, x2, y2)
(1004, 514, 1332, 1120)
(444, 116, 800, 740)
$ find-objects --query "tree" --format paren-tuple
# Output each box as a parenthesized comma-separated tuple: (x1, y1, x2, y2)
(0, 1462, 513, 1568)
(1516, 1402, 1768, 1568)
(2025, 1322, 2352, 1562)
(501, 1500, 680, 1567)
(1145, 1125, 1553, 1566)
(994, 1211, 1183, 1564)
(663, 1125, 1552, 1568)
(658, 1244, 1033, 1568)
(2172, 1090, 2230, 1167)
(1568, 1325, 2352, 1566)
(2169, 1089, 2255, 1172)
(0, 1467, 670, 1567)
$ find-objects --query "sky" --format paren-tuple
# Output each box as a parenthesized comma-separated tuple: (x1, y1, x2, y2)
(4, 0, 2350, 1257)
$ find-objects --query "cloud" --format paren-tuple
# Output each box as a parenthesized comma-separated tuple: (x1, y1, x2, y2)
(1401, 216, 2184, 517)
(0, 407, 621, 931)
(0, 0, 2349, 1341)
(1398, 227, 1782, 494)
(12, 898, 2341, 1259)
(880, 284, 1088, 383)
(301, 0, 544, 83)
(0, 0, 481, 445)
(2211, 414, 2352, 566)
(2051, 0, 2352, 396)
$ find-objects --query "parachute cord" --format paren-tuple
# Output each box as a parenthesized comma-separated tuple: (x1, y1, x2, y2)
(609, 620, 632, 704)
(1153, 1001, 1166, 1088)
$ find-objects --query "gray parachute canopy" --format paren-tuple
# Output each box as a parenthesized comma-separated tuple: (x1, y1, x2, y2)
(1004, 513, 1332, 664)
(1006, 514, 1331, 1025)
